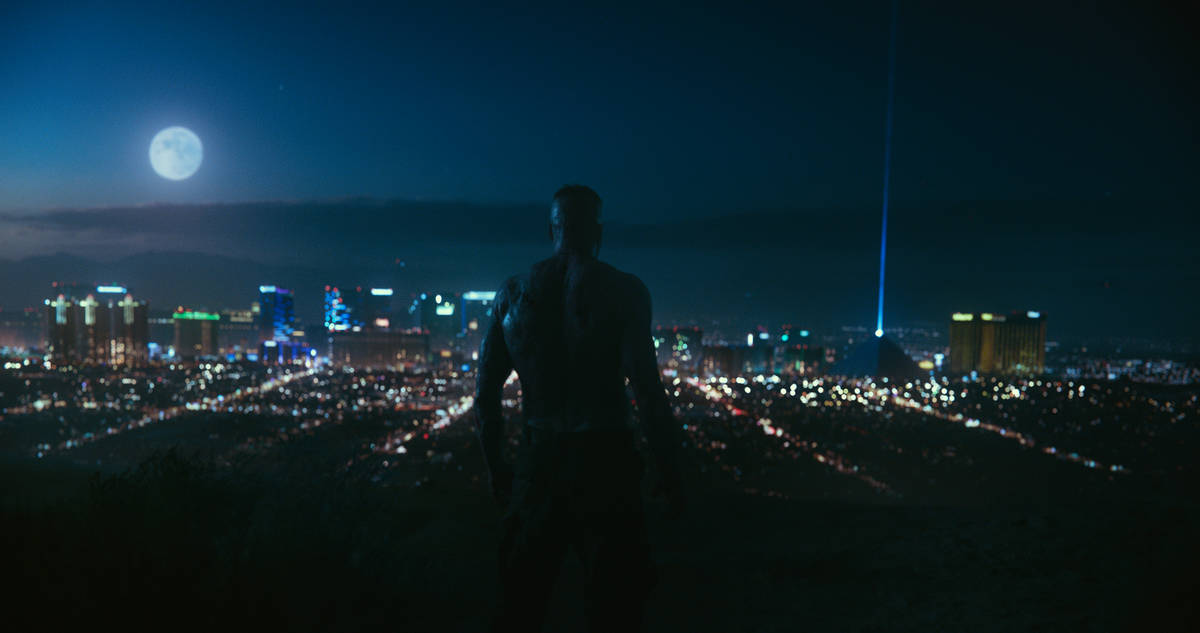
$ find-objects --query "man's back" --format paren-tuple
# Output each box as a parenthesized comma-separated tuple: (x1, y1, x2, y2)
(495, 251, 645, 432)
(474, 185, 681, 632)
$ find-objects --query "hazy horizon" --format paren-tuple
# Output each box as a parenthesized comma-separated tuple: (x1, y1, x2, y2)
(1, 194, 1195, 343)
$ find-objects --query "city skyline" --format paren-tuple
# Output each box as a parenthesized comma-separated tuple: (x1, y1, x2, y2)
(0, 193, 1194, 343)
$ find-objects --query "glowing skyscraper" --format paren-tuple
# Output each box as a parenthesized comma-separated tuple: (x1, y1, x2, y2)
(257, 285, 295, 342)
(949, 311, 1046, 375)
(44, 284, 148, 367)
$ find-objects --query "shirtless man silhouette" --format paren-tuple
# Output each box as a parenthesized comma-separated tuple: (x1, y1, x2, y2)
(475, 184, 685, 632)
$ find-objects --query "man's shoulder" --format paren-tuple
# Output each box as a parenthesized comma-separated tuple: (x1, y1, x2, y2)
(492, 274, 524, 307)
(499, 273, 524, 292)
(611, 266, 650, 303)
(582, 259, 644, 289)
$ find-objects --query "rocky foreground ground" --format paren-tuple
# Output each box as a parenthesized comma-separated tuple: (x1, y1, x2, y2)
(4, 427, 1197, 633)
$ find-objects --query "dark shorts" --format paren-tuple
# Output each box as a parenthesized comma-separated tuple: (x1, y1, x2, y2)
(493, 426, 656, 632)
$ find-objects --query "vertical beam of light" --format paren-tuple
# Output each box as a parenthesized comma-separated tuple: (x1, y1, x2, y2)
(875, 0, 899, 339)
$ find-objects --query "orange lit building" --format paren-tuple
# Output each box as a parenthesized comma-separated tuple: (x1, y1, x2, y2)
(949, 311, 1045, 375)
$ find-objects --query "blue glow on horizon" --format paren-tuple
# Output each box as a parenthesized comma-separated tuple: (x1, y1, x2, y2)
(876, 0, 898, 337)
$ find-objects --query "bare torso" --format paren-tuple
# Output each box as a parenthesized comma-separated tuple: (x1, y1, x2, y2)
(494, 251, 641, 432)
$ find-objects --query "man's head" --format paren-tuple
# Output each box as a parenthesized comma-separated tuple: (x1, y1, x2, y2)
(550, 184, 602, 256)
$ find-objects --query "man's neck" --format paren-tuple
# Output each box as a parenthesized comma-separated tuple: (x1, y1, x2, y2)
(554, 246, 597, 261)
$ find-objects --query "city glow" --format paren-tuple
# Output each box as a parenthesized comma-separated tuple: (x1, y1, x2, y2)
(173, 311, 219, 320)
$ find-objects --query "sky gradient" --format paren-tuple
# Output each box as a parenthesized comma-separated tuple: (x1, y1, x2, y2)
(1, 1, 1197, 340)
(2, 1, 1196, 216)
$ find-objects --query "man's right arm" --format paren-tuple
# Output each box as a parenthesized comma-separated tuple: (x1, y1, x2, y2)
(476, 280, 515, 505)
(621, 276, 684, 510)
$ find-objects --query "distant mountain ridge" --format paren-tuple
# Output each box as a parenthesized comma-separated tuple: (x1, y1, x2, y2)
(1, 196, 1195, 340)
(4, 196, 1189, 260)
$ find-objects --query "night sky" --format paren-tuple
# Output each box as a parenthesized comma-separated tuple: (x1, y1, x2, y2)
(1, 1, 1197, 340)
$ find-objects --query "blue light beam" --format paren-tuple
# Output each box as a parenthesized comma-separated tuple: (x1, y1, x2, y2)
(875, 0, 899, 339)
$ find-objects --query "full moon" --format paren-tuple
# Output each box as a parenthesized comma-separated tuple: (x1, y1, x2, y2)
(149, 126, 203, 180)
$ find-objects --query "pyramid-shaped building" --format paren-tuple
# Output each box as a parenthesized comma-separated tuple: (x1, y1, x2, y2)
(831, 335, 924, 382)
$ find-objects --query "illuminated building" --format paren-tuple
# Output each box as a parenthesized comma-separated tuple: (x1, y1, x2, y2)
(44, 282, 89, 365)
(79, 295, 109, 364)
(218, 308, 258, 356)
(949, 311, 1046, 375)
(43, 285, 148, 367)
(702, 328, 777, 376)
(702, 345, 747, 377)
(461, 290, 496, 334)
(257, 285, 295, 342)
(329, 329, 431, 369)
(779, 344, 824, 375)
(743, 327, 776, 373)
(459, 290, 497, 367)
(325, 286, 395, 332)
(410, 292, 460, 351)
(148, 312, 176, 351)
(745, 342, 775, 374)
(777, 325, 821, 375)
(831, 335, 922, 380)
(653, 326, 703, 373)
(0, 307, 43, 350)
(778, 324, 811, 345)
(111, 293, 149, 366)
(324, 286, 354, 332)
(45, 295, 81, 365)
(173, 310, 220, 360)
(260, 339, 317, 365)
(364, 288, 394, 329)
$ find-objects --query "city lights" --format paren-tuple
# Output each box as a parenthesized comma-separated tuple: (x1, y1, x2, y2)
(172, 311, 220, 320)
